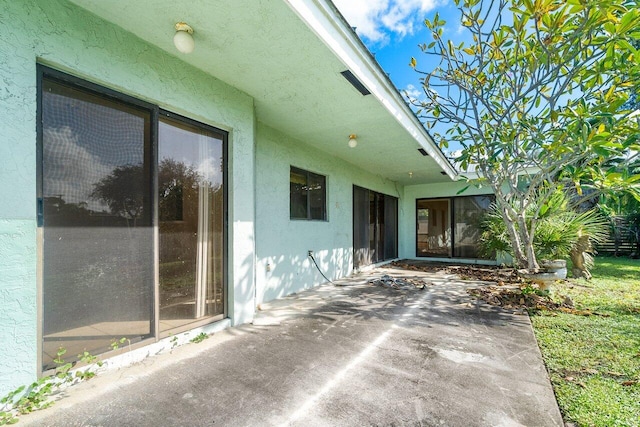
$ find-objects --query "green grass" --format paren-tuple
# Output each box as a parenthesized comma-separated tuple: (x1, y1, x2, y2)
(531, 257, 640, 427)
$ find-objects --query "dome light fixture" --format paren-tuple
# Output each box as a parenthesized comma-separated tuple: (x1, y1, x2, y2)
(348, 134, 358, 148)
(174, 22, 195, 54)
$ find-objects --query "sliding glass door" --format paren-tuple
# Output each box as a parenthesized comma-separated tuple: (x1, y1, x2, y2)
(158, 115, 225, 332)
(353, 186, 398, 268)
(416, 199, 451, 257)
(40, 76, 154, 370)
(416, 195, 495, 259)
(39, 67, 227, 370)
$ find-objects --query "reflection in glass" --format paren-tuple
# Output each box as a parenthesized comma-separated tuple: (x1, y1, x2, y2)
(158, 117, 224, 332)
(290, 167, 326, 220)
(41, 77, 153, 370)
(353, 186, 398, 268)
(453, 196, 495, 259)
(290, 168, 308, 219)
(308, 172, 326, 220)
(383, 195, 398, 260)
(416, 199, 451, 257)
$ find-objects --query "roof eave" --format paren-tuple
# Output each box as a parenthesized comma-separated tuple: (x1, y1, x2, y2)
(283, 0, 458, 180)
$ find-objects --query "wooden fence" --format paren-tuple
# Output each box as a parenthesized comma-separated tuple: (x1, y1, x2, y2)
(595, 217, 638, 256)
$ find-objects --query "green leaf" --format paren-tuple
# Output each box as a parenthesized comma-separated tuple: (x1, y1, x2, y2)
(456, 185, 470, 195)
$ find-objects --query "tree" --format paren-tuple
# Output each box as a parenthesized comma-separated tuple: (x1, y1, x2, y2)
(409, 0, 640, 269)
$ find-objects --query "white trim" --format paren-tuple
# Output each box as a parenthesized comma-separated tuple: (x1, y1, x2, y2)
(406, 257, 498, 266)
(283, 0, 458, 179)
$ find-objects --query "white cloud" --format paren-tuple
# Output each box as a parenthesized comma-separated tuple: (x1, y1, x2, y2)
(333, 0, 441, 45)
(43, 126, 113, 212)
(403, 83, 424, 102)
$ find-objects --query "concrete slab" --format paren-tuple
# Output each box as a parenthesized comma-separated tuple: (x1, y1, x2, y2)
(20, 267, 563, 426)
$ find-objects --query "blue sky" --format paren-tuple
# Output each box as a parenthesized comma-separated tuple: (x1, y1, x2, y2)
(332, 0, 465, 105)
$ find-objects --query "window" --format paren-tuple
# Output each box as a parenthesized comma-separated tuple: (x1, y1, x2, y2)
(38, 65, 227, 371)
(290, 166, 326, 220)
(416, 195, 494, 259)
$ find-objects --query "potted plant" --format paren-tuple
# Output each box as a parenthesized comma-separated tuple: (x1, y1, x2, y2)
(479, 190, 609, 288)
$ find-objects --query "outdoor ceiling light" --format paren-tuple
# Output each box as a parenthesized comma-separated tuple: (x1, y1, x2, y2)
(348, 134, 358, 148)
(174, 22, 195, 54)
(409, 172, 413, 179)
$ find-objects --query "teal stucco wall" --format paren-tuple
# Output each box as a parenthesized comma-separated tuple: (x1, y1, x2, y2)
(0, 0, 255, 394)
(399, 181, 495, 261)
(255, 123, 402, 304)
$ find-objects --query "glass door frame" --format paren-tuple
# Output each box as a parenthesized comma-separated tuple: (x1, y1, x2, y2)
(352, 185, 398, 269)
(415, 195, 495, 259)
(156, 110, 228, 338)
(36, 65, 228, 374)
(415, 198, 452, 258)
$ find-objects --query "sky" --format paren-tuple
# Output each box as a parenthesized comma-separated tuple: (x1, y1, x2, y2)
(332, 0, 465, 107)
(331, 0, 471, 153)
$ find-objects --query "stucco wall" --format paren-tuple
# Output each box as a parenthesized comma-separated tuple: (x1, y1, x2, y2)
(0, 0, 255, 394)
(255, 123, 401, 304)
(399, 180, 494, 260)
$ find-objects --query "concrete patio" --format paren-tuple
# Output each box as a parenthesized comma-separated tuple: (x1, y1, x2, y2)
(21, 266, 563, 426)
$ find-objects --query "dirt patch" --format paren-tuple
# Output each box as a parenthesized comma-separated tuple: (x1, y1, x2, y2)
(389, 260, 519, 284)
(388, 260, 606, 315)
(467, 286, 567, 311)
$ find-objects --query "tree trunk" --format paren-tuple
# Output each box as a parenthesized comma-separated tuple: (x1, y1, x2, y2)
(516, 214, 539, 270)
(498, 205, 528, 268)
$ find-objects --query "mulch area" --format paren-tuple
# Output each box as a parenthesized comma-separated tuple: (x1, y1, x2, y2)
(389, 260, 603, 315)
(388, 260, 519, 284)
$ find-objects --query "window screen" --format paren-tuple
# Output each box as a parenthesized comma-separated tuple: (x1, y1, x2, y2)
(40, 75, 154, 370)
(453, 195, 495, 259)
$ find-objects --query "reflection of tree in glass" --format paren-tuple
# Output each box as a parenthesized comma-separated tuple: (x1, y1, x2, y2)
(44, 196, 92, 221)
(91, 164, 145, 225)
(458, 197, 493, 241)
(158, 159, 203, 222)
(44, 195, 91, 218)
(91, 159, 220, 224)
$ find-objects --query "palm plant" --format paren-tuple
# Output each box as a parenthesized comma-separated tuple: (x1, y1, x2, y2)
(480, 189, 609, 277)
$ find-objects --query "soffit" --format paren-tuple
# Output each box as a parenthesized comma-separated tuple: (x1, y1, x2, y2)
(67, 0, 453, 185)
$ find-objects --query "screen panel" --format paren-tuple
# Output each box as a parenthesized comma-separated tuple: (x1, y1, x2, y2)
(41, 76, 153, 370)
(453, 195, 495, 259)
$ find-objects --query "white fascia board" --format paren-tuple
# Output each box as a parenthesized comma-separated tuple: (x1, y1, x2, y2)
(283, 0, 458, 179)
(455, 165, 542, 181)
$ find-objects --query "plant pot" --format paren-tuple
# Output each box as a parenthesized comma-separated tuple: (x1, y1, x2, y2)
(518, 260, 567, 290)
(517, 270, 557, 290)
(539, 259, 567, 280)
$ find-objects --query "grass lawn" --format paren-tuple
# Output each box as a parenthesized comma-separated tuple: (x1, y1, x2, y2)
(531, 257, 640, 427)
